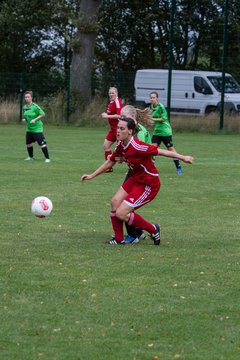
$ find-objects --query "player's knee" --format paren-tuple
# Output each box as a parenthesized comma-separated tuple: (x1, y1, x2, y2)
(26, 143, 33, 148)
(111, 195, 119, 210)
(115, 208, 127, 221)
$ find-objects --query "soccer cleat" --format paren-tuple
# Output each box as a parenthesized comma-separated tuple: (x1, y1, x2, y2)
(106, 239, 125, 245)
(124, 235, 139, 244)
(176, 168, 183, 174)
(45, 159, 51, 163)
(25, 157, 34, 161)
(150, 224, 161, 245)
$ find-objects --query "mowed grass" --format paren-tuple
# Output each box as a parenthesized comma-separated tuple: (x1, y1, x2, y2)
(0, 124, 240, 360)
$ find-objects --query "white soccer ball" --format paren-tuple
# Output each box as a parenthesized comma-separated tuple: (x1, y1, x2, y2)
(31, 196, 53, 218)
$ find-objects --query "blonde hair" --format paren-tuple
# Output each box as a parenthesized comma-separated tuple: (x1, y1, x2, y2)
(109, 87, 118, 96)
(120, 105, 151, 126)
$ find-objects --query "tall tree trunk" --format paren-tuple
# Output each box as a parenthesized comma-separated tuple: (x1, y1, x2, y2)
(71, 0, 102, 104)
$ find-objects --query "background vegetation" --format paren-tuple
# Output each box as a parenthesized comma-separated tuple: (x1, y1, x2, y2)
(0, 0, 239, 99)
(1, 95, 240, 134)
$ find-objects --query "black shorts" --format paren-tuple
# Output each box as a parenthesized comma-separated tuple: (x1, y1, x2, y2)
(151, 135, 173, 148)
(26, 132, 46, 146)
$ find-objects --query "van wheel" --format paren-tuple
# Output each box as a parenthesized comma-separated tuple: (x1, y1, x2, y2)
(217, 102, 236, 114)
(205, 106, 217, 115)
(224, 102, 235, 114)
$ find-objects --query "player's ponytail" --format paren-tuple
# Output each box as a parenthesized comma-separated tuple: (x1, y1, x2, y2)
(120, 105, 151, 127)
(135, 108, 152, 127)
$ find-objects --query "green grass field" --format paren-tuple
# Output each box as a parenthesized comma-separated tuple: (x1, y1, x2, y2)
(0, 124, 240, 360)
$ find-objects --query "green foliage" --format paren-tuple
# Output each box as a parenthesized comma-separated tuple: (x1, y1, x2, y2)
(95, 0, 240, 90)
(0, 0, 79, 73)
(0, 71, 66, 98)
(0, 1, 240, 101)
(0, 126, 240, 359)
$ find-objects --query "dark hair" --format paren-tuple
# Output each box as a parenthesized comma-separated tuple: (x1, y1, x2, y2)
(121, 117, 139, 136)
(150, 91, 158, 98)
(24, 90, 33, 98)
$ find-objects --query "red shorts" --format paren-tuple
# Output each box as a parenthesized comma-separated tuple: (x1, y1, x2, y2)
(106, 125, 117, 142)
(122, 176, 160, 209)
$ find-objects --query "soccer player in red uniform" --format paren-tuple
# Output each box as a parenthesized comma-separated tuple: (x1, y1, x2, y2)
(101, 87, 123, 172)
(116, 104, 152, 243)
(81, 118, 193, 245)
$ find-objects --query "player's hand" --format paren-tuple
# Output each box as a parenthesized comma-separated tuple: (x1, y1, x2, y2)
(30, 119, 36, 124)
(101, 112, 108, 118)
(183, 156, 193, 164)
(22, 118, 26, 123)
(80, 174, 92, 182)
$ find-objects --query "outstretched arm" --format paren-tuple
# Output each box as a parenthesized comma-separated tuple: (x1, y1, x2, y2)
(157, 148, 193, 164)
(80, 159, 115, 182)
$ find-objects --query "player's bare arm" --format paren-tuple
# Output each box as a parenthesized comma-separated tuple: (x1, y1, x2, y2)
(101, 112, 108, 118)
(81, 159, 115, 182)
(157, 148, 193, 164)
(102, 113, 119, 119)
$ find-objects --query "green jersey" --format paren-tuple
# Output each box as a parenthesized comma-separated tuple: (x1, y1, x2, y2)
(23, 102, 45, 133)
(151, 102, 172, 137)
(137, 123, 152, 144)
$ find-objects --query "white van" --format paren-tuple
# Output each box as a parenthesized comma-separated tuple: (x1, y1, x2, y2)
(134, 69, 240, 115)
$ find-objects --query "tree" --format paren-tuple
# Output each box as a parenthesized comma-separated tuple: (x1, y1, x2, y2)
(70, 0, 102, 104)
(0, 0, 240, 101)
(0, 0, 80, 72)
(94, 0, 240, 98)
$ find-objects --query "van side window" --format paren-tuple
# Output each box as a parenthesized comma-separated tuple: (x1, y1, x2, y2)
(194, 76, 213, 95)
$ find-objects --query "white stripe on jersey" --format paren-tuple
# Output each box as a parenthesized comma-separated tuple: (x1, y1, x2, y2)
(122, 137, 149, 151)
(115, 98, 121, 109)
(131, 138, 149, 151)
(140, 164, 159, 176)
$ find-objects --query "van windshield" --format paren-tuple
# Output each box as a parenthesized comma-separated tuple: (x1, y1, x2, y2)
(207, 76, 240, 93)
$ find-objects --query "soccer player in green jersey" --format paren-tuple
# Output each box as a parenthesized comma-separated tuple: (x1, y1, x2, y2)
(149, 91, 182, 174)
(22, 91, 50, 163)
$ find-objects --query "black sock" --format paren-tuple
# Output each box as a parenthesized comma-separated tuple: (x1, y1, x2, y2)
(125, 223, 144, 238)
(27, 146, 33, 158)
(125, 223, 138, 238)
(173, 158, 181, 169)
(41, 146, 49, 159)
(135, 228, 144, 238)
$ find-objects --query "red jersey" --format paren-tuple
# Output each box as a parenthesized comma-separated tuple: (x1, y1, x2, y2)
(110, 137, 159, 185)
(107, 97, 123, 128)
